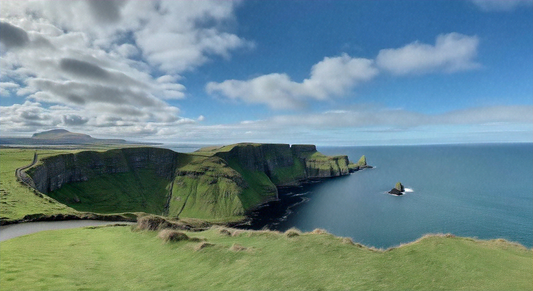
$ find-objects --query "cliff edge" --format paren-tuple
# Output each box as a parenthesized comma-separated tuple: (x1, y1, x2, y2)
(24, 144, 365, 220)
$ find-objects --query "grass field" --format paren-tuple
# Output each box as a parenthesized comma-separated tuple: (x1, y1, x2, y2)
(0, 148, 79, 221)
(0, 225, 531, 290)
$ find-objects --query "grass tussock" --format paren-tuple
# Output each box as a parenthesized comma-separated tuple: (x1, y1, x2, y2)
(135, 215, 171, 231)
(135, 215, 204, 232)
(229, 243, 249, 252)
(285, 227, 301, 237)
(212, 226, 245, 237)
(194, 242, 215, 251)
(341, 237, 355, 245)
(157, 229, 189, 243)
(310, 228, 329, 235)
(218, 228, 233, 236)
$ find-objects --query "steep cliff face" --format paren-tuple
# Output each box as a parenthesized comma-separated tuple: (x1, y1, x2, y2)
(28, 147, 178, 194)
(25, 144, 361, 220)
(215, 143, 355, 186)
(304, 154, 351, 179)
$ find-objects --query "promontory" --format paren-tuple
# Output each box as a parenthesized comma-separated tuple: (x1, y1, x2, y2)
(22, 143, 368, 221)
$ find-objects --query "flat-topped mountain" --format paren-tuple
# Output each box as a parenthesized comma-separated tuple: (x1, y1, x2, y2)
(24, 143, 369, 221)
(32, 129, 93, 141)
(1, 129, 127, 145)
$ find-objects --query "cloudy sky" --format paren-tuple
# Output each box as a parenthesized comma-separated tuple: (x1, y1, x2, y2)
(1, 0, 531, 145)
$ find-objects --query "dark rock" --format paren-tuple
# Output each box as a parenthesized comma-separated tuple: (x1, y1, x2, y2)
(388, 188, 403, 196)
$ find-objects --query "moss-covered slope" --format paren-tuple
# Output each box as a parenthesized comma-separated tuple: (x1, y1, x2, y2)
(24, 144, 362, 220)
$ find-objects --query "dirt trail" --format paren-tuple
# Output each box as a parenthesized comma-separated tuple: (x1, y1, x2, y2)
(15, 152, 38, 189)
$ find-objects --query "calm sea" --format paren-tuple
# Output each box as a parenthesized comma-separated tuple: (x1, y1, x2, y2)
(247, 143, 533, 249)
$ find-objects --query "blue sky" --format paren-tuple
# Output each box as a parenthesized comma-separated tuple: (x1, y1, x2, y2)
(1, 0, 531, 145)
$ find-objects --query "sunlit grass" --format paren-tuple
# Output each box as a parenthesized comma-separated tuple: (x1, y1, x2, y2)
(1, 226, 531, 290)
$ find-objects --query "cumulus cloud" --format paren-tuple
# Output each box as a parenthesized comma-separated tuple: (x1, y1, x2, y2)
(376, 33, 480, 75)
(207, 54, 378, 109)
(471, 0, 533, 11)
(207, 33, 481, 110)
(0, 0, 250, 136)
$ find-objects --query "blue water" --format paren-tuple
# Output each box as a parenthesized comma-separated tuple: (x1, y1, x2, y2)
(251, 143, 533, 249)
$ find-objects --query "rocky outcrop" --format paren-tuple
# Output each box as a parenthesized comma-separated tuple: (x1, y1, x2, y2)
(388, 182, 405, 196)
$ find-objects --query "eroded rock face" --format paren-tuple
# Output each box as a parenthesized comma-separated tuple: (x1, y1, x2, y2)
(29, 148, 178, 193)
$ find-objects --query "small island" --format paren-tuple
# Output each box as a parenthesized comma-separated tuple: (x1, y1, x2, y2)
(388, 182, 405, 196)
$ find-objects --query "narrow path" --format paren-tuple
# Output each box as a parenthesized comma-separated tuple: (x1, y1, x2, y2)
(15, 152, 38, 189)
(0, 220, 134, 242)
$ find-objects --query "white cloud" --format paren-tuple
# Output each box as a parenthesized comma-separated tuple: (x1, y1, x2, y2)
(0, 0, 250, 136)
(0, 81, 20, 96)
(206, 54, 378, 109)
(376, 33, 480, 75)
(471, 0, 533, 11)
(0, 101, 195, 138)
(151, 105, 531, 145)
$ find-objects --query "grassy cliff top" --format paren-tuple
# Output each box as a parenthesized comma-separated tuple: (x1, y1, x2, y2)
(1, 225, 530, 290)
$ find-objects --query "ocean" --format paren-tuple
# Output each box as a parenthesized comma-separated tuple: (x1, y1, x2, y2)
(247, 143, 533, 249)
(164, 143, 532, 249)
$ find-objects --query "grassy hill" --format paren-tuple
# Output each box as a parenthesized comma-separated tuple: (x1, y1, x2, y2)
(0, 224, 531, 290)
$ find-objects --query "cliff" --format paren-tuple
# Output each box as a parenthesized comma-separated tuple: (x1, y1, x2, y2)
(25, 144, 363, 220)
(214, 143, 355, 186)
(27, 147, 178, 194)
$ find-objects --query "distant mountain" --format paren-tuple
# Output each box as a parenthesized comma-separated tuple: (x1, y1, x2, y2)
(0, 129, 129, 145)
(32, 129, 94, 141)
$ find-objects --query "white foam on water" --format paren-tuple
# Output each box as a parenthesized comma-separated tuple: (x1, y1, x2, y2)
(404, 188, 414, 193)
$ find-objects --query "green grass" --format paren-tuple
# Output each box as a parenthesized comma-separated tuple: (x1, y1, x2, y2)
(269, 158, 307, 185)
(47, 170, 170, 214)
(168, 155, 246, 220)
(0, 226, 530, 290)
(222, 155, 277, 210)
(0, 148, 79, 222)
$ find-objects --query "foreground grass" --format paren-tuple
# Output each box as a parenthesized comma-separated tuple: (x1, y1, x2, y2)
(1, 226, 531, 290)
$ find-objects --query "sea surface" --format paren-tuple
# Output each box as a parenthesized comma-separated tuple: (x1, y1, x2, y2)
(164, 143, 532, 249)
(247, 143, 533, 249)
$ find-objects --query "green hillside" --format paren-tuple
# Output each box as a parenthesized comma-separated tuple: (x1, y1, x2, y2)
(1, 225, 530, 290)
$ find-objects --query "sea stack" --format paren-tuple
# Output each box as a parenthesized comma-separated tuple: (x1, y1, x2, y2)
(388, 182, 405, 196)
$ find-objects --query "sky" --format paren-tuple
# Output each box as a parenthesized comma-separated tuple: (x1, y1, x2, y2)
(0, 0, 532, 146)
